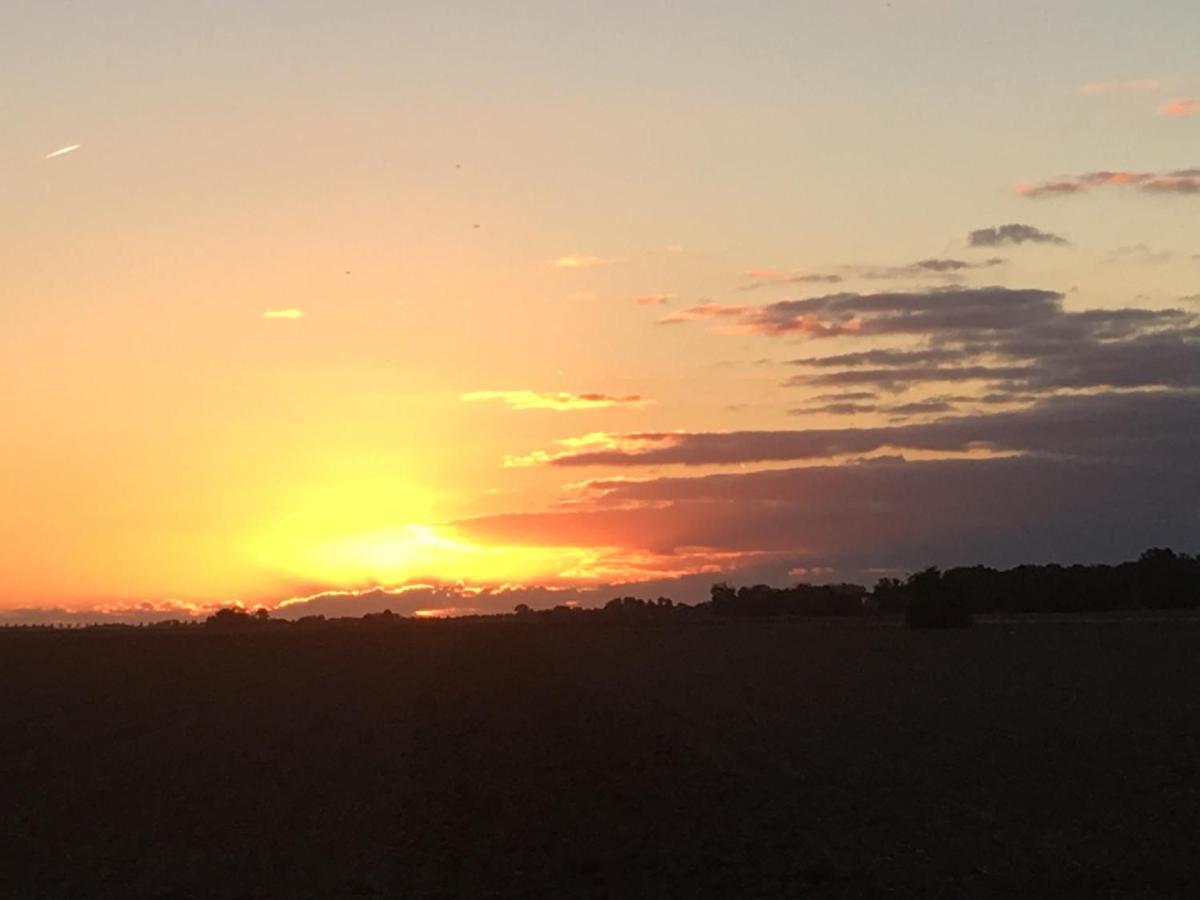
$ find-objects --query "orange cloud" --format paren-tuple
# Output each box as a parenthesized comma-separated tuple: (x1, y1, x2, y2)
(461, 390, 650, 412)
(1159, 98, 1200, 118)
(658, 301, 859, 337)
(636, 293, 674, 305)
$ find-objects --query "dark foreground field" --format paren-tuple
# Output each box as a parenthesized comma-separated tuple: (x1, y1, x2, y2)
(4, 621, 1200, 898)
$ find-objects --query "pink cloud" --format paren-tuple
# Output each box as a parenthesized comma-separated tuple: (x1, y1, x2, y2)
(1159, 98, 1200, 118)
(1079, 79, 1160, 95)
(657, 303, 752, 325)
(1016, 168, 1200, 198)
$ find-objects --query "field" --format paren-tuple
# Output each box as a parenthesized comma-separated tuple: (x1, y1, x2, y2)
(4, 620, 1200, 898)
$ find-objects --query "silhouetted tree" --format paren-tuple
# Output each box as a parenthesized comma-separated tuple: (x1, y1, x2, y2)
(904, 568, 972, 629)
(205, 607, 270, 628)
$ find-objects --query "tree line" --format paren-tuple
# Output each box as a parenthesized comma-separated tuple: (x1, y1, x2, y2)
(6, 548, 1195, 632)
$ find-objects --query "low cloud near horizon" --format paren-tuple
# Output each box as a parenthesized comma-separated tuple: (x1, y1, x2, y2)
(461, 390, 650, 411)
(473, 280, 1200, 584)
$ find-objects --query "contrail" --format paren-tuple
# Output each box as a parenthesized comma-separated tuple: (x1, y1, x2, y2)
(44, 144, 81, 159)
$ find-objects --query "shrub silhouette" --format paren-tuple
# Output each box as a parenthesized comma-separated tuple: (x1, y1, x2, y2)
(904, 568, 972, 629)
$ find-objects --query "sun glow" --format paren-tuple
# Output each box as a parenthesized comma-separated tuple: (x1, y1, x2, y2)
(254, 522, 598, 588)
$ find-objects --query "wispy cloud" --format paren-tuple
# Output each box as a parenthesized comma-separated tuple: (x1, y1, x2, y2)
(636, 293, 675, 305)
(461, 390, 650, 412)
(1016, 169, 1200, 198)
(552, 255, 624, 268)
(657, 303, 753, 326)
(1159, 98, 1200, 118)
(1079, 79, 1160, 95)
(740, 269, 844, 291)
(44, 144, 81, 159)
(741, 258, 1004, 290)
(262, 308, 304, 319)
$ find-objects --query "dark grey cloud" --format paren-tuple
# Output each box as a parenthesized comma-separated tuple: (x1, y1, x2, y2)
(788, 402, 879, 416)
(792, 365, 1036, 391)
(884, 399, 959, 416)
(808, 391, 879, 402)
(460, 452, 1200, 576)
(702, 287, 1200, 398)
(791, 347, 974, 368)
(742, 286, 1063, 337)
(788, 397, 962, 417)
(969, 224, 1070, 248)
(903, 257, 1005, 274)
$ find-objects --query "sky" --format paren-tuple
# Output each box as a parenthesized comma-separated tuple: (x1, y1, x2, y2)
(2, 1, 1198, 621)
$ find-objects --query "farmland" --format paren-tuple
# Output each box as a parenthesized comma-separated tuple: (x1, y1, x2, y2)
(4, 619, 1200, 898)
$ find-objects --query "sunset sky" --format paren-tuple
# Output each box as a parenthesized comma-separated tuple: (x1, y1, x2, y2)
(3, 1, 1198, 621)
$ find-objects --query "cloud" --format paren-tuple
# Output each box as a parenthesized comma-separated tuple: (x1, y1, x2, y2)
(740, 270, 845, 291)
(0, 598, 219, 626)
(553, 255, 623, 268)
(636, 293, 675, 305)
(787, 393, 984, 422)
(790, 348, 967, 368)
(788, 401, 878, 416)
(527, 391, 1200, 468)
(657, 303, 753, 325)
(461, 390, 649, 411)
(883, 399, 960, 417)
(667, 289, 1200, 390)
(740, 286, 1061, 338)
(1080, 79, 1160, 94)
(263, 309, 304, 319)
(457, 446, 1200, 577)
(1107, 243, 1178, 265)
(779, 291, 1199, 396)
(1016, 169, 1200, 198)
(1159, 99, 1200, 118)
(740, 259, 1003, 290)
(968, 224, 1070, 248)
(899, 258, 1005, 275)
